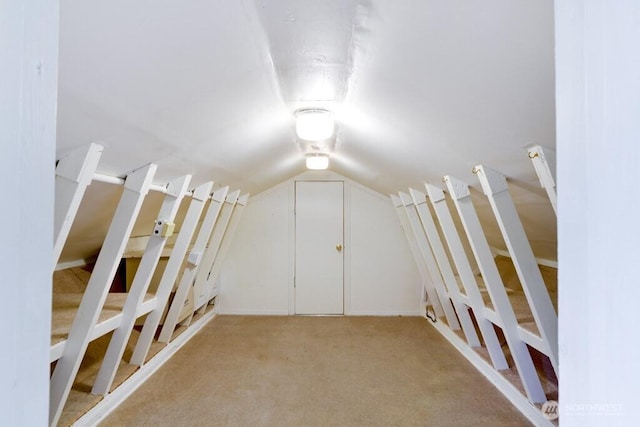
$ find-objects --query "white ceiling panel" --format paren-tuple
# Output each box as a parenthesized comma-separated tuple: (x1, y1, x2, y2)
(56, 0, 557, 262)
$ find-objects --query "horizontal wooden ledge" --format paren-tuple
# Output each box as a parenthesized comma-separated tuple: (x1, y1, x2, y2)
(453, 297, 549, 356)
(50, 294, 157, 363)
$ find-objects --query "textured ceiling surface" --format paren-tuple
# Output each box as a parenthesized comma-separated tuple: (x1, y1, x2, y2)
(56, 0, 557, 262)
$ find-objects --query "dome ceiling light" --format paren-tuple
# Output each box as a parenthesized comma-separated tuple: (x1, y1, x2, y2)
(306, 153, 330, 170)
(295, 109, 334, 141)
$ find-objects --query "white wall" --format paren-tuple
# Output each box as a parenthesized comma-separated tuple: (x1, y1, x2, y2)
(0, 0, 58, 424)
(347, 185, 422, 314)
(218, 171, 422, 315)
(218, 181, 292, 314)
(557, 1, 640, 425)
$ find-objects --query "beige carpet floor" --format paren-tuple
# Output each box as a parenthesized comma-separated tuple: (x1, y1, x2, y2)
(102, 316, 531, 426)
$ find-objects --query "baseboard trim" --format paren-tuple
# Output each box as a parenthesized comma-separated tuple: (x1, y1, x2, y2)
(346, 310, 424, 316)
(218, 309, 423, 316)
(73, 310, 217, 426)
(217, 309, 290, 315)
(426, 318, 554, 427)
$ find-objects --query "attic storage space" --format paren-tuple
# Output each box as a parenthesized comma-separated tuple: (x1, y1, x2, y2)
(6, 0, 640, 425)
(393, 149, 559, 421)
(50, 143, 248, 425)
(54, 0, 558, 424)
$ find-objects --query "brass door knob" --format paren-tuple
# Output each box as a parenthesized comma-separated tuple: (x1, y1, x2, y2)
(336, 244, 343, 252)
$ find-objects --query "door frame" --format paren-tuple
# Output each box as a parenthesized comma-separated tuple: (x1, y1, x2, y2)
(293, 180, 345, 316)
(287, 171, 351, 315)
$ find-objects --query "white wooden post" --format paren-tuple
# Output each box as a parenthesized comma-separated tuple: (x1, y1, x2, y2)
(527, 145, 557, 214)
(399, 192, 460, 330)
(425, 183, 508, 370)
(391, 195, 444, 318)
(53, 143, 103, 267)
(474, 165, 558, 374)
(204, 193, 250, 304)
(410, 188, 480, 347)
(91, 175, 192, 396)
(129, 181, 213, 366)
(157, 187, 230, 342)
(188, 190, 240, 315)
(49, 164, 156, 426)
(2, 1, 57, 422)
(194, 190, 239, 312)
(444, 175, 546, 403)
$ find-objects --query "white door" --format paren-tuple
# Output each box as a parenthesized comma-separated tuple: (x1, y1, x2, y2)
(295, 181, 344, 315)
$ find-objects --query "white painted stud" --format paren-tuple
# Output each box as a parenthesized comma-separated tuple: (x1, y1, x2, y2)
(49, 164, 157, 426)
(425, 182, 508, 370)
(445, 175, 546, 403)
(91, 175, 192, 396)
(157, 186, 230, 342)
(204, 192, 250, 303)
(410, 188, 480, 347)
(53, 143, 103, 267)
(527, 145, 557, 214)
(399, 192, 460, 329)
(391, 195, 444, 318)
(187, 189, 239, 316)
(129, 181, 214, 366)
(474, 165, 558, 374)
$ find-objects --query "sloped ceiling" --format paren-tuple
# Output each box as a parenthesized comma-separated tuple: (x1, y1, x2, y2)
(56, 0, 556, 262)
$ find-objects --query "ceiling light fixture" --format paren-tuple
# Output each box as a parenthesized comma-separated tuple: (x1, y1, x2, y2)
(295, 109, 334, 141)
(306, 153, 329, 170)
